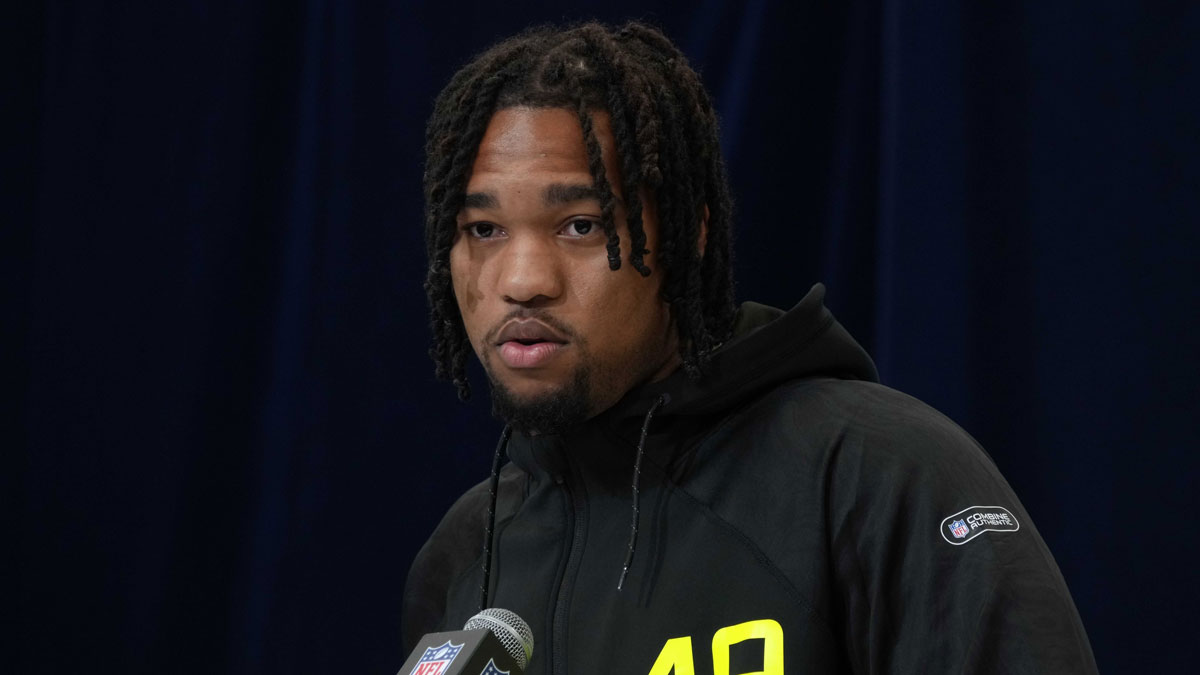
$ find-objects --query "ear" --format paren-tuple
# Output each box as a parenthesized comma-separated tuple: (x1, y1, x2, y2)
(697, 204, 710, 259)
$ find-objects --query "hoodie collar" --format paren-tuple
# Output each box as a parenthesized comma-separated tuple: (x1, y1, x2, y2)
(505, 283, 877, 480)
(607, 283, 877, 421)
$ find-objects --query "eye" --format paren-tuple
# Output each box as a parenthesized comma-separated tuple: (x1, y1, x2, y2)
(561, 219, 598, 237)
(464, 222, 499, 239)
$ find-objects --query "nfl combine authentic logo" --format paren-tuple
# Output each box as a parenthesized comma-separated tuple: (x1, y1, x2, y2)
(409, 641, 464, 675)
(939, 506, 1020, 545)
(480, 659, 511, 675)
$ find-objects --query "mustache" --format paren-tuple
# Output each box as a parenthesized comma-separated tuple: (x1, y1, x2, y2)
(483, 309, 579, 345)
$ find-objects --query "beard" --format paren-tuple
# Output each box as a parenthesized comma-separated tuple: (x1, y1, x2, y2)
(487, 363, 593, 435)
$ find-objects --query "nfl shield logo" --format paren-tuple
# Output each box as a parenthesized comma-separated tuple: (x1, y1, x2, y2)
(949, 519, 970, 539)
(409, 641, 464, 675)
(480, 659, 511, 675)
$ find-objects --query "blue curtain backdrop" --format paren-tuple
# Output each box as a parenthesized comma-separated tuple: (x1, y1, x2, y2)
(11, 1, 1199, 672)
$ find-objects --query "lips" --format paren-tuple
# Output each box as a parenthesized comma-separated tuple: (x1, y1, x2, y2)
(494, 319, 569, 369)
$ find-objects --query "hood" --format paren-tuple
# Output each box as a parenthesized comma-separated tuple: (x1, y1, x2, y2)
(604, 283, 878, 423)
(503, 283, 878, 481)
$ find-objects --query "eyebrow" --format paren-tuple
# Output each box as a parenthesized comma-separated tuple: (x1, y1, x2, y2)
(460, 183, 622, 210)
(543, 183, 602, 205)
(462, 192, 499, 209)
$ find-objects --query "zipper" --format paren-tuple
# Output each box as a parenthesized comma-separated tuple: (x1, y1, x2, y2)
(552, 468, 586, 675)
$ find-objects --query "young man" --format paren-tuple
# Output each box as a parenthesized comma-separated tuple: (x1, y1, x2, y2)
(405, 21, 1097, 674)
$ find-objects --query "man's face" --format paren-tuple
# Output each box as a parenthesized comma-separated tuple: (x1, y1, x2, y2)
(450, 106, 679, 431)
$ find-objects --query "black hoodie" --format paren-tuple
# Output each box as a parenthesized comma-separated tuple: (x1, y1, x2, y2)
(402, 285, 1097, 674)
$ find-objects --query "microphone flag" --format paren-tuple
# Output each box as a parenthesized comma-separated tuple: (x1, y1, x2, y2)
(398, 629, 522, 675)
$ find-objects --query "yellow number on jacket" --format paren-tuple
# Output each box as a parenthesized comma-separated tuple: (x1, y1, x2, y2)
(647, 636, 695, 675)
(648, 619, 783, 675)
(711, 619, 783, 675)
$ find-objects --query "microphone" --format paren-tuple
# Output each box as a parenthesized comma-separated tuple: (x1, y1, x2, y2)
(398, 608, 534, 675)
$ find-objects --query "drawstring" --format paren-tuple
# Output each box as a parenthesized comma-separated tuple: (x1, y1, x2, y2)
(478, 396, 668, 603)
(479, 425, 512, 610)
(618, 394, 668, 591)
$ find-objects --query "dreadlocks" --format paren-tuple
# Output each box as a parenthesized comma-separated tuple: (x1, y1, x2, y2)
(424, 21, 736, 400)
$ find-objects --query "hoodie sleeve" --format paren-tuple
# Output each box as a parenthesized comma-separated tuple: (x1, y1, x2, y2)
(400, 480, 491, 653)
(400, 463, 527, 654)
(826, 390, 1097, 674)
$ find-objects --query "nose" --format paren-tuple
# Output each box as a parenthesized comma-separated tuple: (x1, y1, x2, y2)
(495, 234, 564, 305)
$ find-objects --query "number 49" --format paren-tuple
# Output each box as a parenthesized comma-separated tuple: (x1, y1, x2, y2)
(647, 619, 783, 675)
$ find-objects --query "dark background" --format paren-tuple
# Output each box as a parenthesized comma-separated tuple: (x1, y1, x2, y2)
(10, 1, 1199, 673)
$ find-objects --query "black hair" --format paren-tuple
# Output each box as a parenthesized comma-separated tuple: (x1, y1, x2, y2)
(424, 21, 736, 400)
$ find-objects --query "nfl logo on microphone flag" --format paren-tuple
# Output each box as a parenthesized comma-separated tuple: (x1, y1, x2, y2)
(398, 629, 525, 675)
(410, 641, 464, 675)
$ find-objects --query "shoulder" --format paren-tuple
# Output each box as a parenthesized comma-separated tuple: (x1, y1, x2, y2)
(731, 377, 1000, 483)
(690, 377, 1024, 564)
(684, 379, 1096, 672)
(401, 462, 525, 651)
(677, 377, 1010, 573)
(693, 377, 997, 486)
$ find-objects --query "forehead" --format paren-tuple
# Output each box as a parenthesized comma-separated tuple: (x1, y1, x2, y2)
(469, 107, 616, 183)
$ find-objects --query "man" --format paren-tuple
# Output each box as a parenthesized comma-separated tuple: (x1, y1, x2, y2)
(404, 21, 1097, 674)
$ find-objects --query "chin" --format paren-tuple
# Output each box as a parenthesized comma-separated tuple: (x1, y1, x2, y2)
(494, 375, 565, 400)
(485, 357, 577, 398)
(488, 366, 593, 435)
